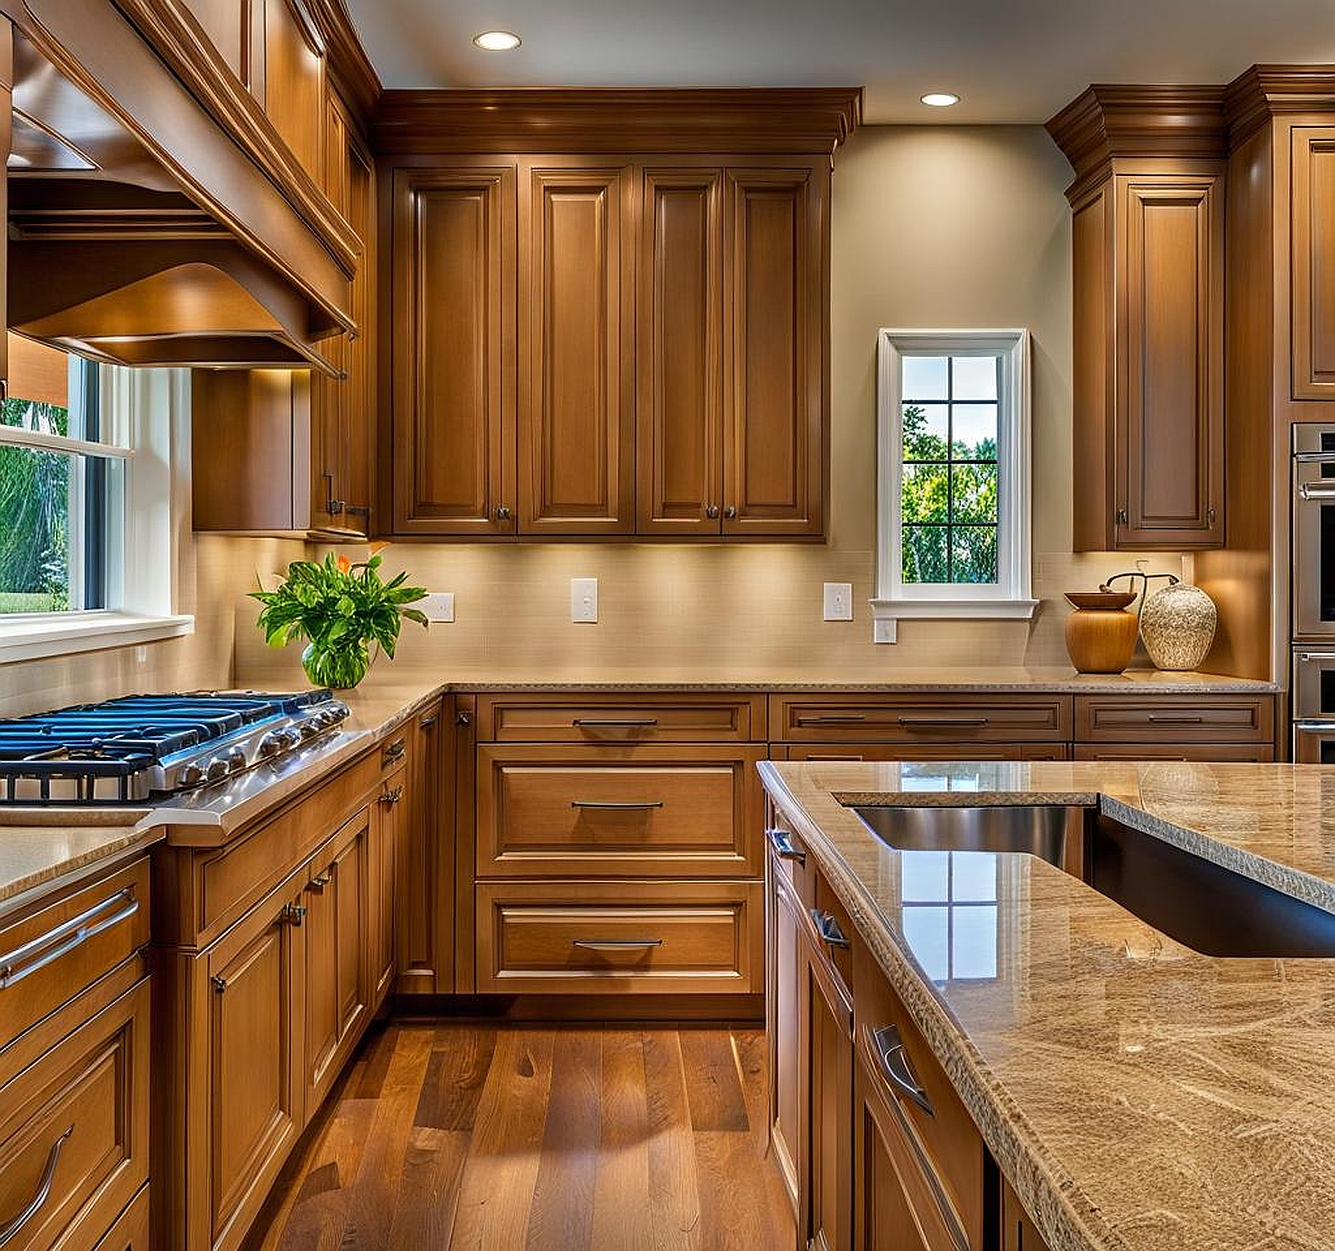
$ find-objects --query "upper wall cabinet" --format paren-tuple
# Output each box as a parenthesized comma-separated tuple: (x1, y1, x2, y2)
(378, 88, 859, 541)
(1048, 88, 1226, 550)
(1291, 126, 1335, 400)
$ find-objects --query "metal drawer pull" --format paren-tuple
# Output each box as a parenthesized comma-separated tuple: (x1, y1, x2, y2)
(571, 800, 664, 810)
(898, 717, 989, 728)
(420, 714, 439, 729)
(572, 938, 664, 951)
(811, 909, 850, 949)
(572, 718, 660, 727)
(0, 890, 138, 990)
(211, 975, 228, 994)
(1146, 715, 1204, 724)
(381, 786, 405, 805)
(870, 1024, 934, 1116)
(283, 903, 307, 928)
(0, 1125, 73, 1246)
(795, 715, 867, 726)
(1299, 482, 1335, 500)
(382, 739, 407, 762)
(766, 827, 806, 865)
(307, 874, 331, 893)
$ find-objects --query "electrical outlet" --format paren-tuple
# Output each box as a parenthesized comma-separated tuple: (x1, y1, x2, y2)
(570, 577, 598, 624)
(421, 592, 455, 623)
(823, 582, 854, 621)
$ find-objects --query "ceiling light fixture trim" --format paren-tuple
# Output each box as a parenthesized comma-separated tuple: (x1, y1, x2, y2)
(921, 91, 961, 107)
(473, 30, 522, 51)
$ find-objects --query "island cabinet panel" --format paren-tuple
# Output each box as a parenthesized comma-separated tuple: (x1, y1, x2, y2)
(767, 828, 806, 1215)
(723, 166, 827, 537)
(518, 162, 636, 534)
(1000, 1177, 1051, 1251)
(770, 693, 1074, 744)
(369, 765, 404, 1005)
(391, 165, 517, 535)
(1291, 127, 1335, 399)
(637, 167, 724, 534)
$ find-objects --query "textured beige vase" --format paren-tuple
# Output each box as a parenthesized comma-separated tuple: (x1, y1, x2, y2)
(1139, 583, 1218, 671)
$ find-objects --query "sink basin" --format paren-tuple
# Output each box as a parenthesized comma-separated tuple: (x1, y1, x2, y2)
(848, 804, 1082, 872)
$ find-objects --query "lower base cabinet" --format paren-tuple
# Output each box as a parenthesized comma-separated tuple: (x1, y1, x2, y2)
(96, 1186, 151, 1251)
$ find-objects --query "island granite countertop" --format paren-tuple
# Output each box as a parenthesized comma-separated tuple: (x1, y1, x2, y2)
(758, 758, 1335, 1251)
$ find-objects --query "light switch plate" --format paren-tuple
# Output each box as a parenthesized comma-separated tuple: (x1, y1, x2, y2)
(823, 582, 854, 621)
(421, 592, 455, 623)
(571, 577, 598, 623)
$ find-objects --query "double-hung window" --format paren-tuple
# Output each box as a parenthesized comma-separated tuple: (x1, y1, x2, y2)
(872, 329, 1036, 642)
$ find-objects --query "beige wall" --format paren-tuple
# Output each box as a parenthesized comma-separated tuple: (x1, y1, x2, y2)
(239, 125, 1185, 686)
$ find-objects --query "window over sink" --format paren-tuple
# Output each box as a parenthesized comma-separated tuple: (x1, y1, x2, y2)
(872, 329, 1036, 642)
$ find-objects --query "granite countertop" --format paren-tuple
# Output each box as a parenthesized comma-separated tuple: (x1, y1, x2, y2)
(758, 759, 1335, 1251)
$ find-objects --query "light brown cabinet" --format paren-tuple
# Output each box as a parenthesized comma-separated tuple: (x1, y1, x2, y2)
(370, 766, 403, 1004)
(1291, 126, 1335, 400)
(1000, 1178, 1051, 1251)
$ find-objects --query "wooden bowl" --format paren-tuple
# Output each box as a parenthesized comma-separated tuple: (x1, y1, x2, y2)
(1065, 591, 1137, 611)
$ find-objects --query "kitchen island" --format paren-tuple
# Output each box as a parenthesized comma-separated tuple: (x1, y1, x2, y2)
(759, 758, 1335, 1251)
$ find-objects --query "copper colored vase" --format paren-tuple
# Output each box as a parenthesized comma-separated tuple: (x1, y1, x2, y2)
(1063, 592, 1139, 674)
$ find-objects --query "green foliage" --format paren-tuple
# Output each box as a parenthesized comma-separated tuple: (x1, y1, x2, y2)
(250, 553, 428, 687)
(0, 401, 72, 613)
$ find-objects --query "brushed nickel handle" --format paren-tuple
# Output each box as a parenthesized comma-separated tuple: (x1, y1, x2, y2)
(795, 715, 867, 726)
(327, 499, 346, 515)
(898, 717, 990, 728)
(811, 909, 850, 949)
(283, 903, 307, 928)
(0, 1125, 73, 1246)
(1207, 506, 1217, 525)
(1299, 482, 1335, 501)
(572, 938, 664, 951)
(705, 504, 720, 518)
(766, 827, 806, 865)
(211, 975, 228, 994)
(382, 739, 406, 763)
(495, 505, 512, 521)
(307, 874, 331, 893)
(0, 890, 138, 990)
(1116, 507, 1129, 524)
(420, 714, 439, 729)
(723, 505, 737, 519)
(571, 799, 663, 810)
(457, 710, 472, 727)
(1295, 450, 1335, 463)
(1147, 715, 1204, 724)
(869, 1024, 933, 1115)
(572, 717, 659, 728)
(381, 786, 405, 805)
(1297, 652, 1335, 662)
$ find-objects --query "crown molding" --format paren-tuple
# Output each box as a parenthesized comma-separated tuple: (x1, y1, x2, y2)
(372, 86, 863, 157)
(306, 0, 381, 126)
(1225, 65, 1335, 144)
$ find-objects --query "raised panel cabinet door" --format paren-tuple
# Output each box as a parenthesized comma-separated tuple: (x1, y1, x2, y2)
(202, 893, 302, 1251)
(1116, 174, 1224, 547)
(397, 703, 446, 995)
(371, 775, 405, 1004)
(767, 853, 805, 1216)
(519, 163, 635, 534)
(179, 0, 263, 89)
(261, 0, 326, 179)
(723, 166, 827, 537)
(392, 166, 517, 535)
(637, 168, 724, 534)
(1292, 127, 1335, 400)
(806, 941, 854, 1251)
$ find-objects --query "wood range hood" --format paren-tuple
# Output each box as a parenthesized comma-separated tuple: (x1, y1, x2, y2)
(4, 1, 356, 374)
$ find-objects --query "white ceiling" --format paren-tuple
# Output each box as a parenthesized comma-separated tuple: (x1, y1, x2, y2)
(345, 0, 1335, 124)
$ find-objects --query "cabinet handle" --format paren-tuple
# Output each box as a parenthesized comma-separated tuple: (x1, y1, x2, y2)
(795, 715, 867, 726)
(495, 505, 512, 521)
(572, 938, 663, 951)
(705, 504, 720, 519)
(327, 499, 346, 515)
(897, 717, 989, 729)
(211, 975, 228, 994)
(382, 739, 406, 763)
(571, 799, 663, 811)
(381, 786, 405, 805)
(766, 827, 806, 865)
(457, 710, 472, 727)
(283, 903, 307, 928)
(1147, 715, 1204, 724)
(572, 717, 659, 728)
(869, 1024, 933, 1115)
(307, 874, 331, 893)
(723, 505, 737, 519)
(0, 890, 139, 990)
(1116, 507, 1129, 524)
(0, 1125, 73, 1246)
(810, 908, 850, 949)
(1207, 506, 1217, 525)
(1299, 482, 1335, 501)
(420, 714, 439, 729)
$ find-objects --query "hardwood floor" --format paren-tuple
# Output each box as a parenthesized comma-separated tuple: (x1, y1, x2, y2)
(245, 1022, 796, 1250)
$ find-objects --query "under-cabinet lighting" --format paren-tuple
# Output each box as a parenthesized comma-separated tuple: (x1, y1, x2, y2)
(473, 30, 522, 50)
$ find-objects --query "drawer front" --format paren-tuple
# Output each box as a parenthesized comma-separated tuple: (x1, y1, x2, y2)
(764, 802, 811, 901)
(0, 980, 149, 1251)
(0, 859, 149, 1054)
(92, 1185, 149, 1251)
(475, 693, 766, 743)
(771, 694, 1072, 743)
(476, 745, 764, 877)
(476, 881, 763, 994)
(777, 743, 1071, 762)
(1074, 695, 1274, 743)
(1074, 742, 1276, 762)
(808, 870, 855, 997)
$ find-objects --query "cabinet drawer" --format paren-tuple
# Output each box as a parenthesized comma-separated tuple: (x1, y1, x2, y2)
(852, 941, 985, 1250)
(475, 692, 766, 742)
(771, 694, 1072, 743)
(764, 803, 811, 901)
(0, 859, 149, 1054)
(476, 881, 762, 994)
(476, 745, 764, 877)
(777, 742, 1071, 762)
(1074, 695, 1274, 743)
(1074, 742, 1275, 762)
(93, 1184, 149, 1251)
(0, 980, 149, 1251)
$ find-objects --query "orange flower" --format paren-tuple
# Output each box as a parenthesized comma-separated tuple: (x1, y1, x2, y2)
(369, 541, 389, 556)
(336, 554, 352, 575)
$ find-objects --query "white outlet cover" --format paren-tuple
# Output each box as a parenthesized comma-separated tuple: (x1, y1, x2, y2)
(571, 577, 599, 623)
(421, 592, 455, 623)
(823, 582, 854, 621)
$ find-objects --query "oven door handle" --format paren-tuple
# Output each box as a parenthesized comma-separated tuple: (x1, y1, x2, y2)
(1294, 720, 1335, 733)
(1296, 652, 1335, 663)
(1298, 481, 1335, 501)
(1295, 450, 1335, 463)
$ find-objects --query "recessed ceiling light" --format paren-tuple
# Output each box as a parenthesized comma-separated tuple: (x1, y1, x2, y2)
(473, 30, 521, 51)
(921, 92, 961, 108)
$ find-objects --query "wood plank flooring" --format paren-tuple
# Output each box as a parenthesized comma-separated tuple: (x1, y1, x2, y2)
(245, 1023, 796, 1251)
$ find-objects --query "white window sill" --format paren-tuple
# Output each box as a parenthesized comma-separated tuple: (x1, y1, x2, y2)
(870, 598, 1039, 644)
(0, 612, 195, 664)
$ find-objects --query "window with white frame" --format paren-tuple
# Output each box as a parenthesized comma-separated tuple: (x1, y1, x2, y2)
(872, 330, 1035, 641)
(0, 343, 192, 661)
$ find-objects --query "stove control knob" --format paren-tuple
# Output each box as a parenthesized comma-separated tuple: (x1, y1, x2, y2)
(226, 748, 246, 773)
(299, 720, 320, 741)
(206, 757, 230, 782)
(258, 732, 282, 758)
(180, 763, 205, 787)
(279, 728, 302, 751)
(329, 701, 350, 721)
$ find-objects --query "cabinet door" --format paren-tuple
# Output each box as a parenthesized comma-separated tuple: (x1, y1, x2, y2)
(302, 811, 370, 1111)
(180, 0, 262, 90)
(807, 941, 853, 1251)
(519, 163, 635, 534)
(723, 166, 826, 537)
(637, 168, 723, 534)
(1001, 1178, 1050, 1251)
(1292, 127, 1335, 400)
(397, 702, 450, 995)
(201, 891, 302, 1251)
(1115, 173, 1224, 546)
(767, 851, 804, 1214)
(371, 772, 404, 1005)
(392, 166, 517, 535)
(261, 0, 326, 179)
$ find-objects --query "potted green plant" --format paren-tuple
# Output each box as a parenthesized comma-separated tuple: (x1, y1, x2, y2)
(251, 550, 428, 690)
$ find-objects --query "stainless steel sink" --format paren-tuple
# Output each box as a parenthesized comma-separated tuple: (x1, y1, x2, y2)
(848, 804, 1082, 871)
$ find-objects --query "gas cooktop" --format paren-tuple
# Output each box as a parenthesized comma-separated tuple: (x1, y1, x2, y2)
(0, 690, 350, 805)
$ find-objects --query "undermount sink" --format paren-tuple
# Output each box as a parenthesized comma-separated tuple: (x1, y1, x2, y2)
(848, 802, 1335, 959)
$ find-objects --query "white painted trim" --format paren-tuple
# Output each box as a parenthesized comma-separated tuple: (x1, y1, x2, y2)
(0, 611, 194, 663)
(0, 425, 133, 459)
(874, 328, 1034, 642)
